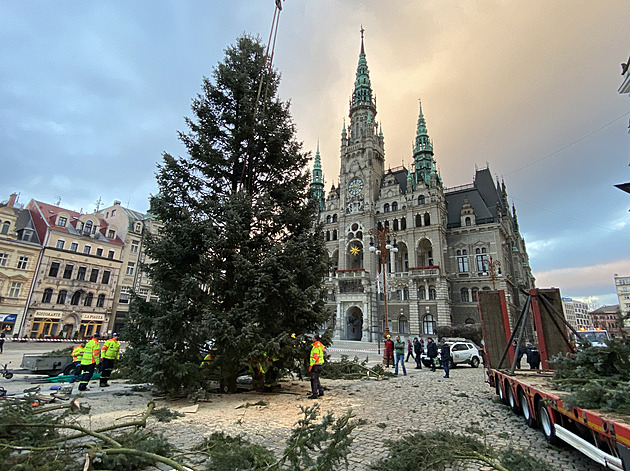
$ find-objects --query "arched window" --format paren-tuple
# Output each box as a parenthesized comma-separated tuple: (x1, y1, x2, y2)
(384, 203, 390, 213)
(85, 220, 94, 234)
(401, 217, 406, 230)
(465, 217, 471, 226)
(393, 219, 399, 231)
(326, 231, 330, 241)
(96, 294, 106, 308)
(471, 287, 479, 302)
(398, 315, 409, 334)
(429, 286, 436, 300)
(332, 214, 338, 223)
(70, 291, 82, 306)
(461, 288, 470, 302)
(392, 202, 398, 211)
(465, 317, 476, 324)
(415, 214, 422, 227)
(403, 287, 409, 300)
(423, 315, 436, 335)
(56, 290, 67, 304)
(424, 213, 431, 226)
(332, 230, 338, 241)
(418, 195, 425, 205)
(326, 215, 331, 224)
(84, 292, 94, 307)
(418, 286, 426, 300)
(1, 221, 9, 235)
(42, 288, 53, 303)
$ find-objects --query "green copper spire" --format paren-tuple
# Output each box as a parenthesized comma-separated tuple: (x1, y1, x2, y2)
(310, 141, 325, 211)
(352, 27, 373, 107)
(413, 99, 436, 186)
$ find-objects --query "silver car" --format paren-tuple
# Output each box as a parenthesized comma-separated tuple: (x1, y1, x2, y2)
(421, 340, 481, 368)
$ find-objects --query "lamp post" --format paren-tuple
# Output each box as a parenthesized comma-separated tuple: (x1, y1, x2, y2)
(369, 226, 398, 338)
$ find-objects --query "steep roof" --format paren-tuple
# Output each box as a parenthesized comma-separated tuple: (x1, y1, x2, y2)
(444, 168, 505, 226)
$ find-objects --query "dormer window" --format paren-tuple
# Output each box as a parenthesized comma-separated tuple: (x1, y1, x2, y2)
(84, 220, 93, 234)
(135, 222, 142, 233)
(1, 221, 9, 235)
(108, 230, 116, 239)
(57, 217, 67, 227)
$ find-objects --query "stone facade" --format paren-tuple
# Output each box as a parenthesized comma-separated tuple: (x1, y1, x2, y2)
(311, 32, 535, 343)
(0, 193, 42, 334)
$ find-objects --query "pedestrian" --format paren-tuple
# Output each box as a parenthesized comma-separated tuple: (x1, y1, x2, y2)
(308, 334, 325, 399)
(394, 335, 407, 376)
(526, 342, 541, 370)
(426, 337, 438, 372)
(440, 339, 451, 378)
(78, 333, 100, 391)
(69, 340, 86, 383)
(99, 333, 121, 387)
(383, 334, 394, 368)
(413, 337, 422, 369)
(405, 338, 414, 362)
(513, 340, 525, 369)
(0, 330, 5, 354)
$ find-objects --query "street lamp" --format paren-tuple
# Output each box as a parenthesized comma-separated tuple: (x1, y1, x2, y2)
(368, 226, 398, 339)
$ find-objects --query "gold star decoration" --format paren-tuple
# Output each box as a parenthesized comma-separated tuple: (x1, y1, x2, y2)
(350, 246, 360, 256)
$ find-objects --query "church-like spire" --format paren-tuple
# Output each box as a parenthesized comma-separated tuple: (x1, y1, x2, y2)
(352, 26, 373, 107)
(310, 141, 325, 211)
(413, 99, 436, 185)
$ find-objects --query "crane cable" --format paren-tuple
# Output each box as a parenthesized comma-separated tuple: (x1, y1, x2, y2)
(239, 0, 283, 190)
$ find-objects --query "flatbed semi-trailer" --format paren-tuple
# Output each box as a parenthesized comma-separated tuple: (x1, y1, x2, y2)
(479, 289, 630, 471)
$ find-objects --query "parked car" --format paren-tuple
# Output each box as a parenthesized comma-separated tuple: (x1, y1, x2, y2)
(420, 339, 481, 368)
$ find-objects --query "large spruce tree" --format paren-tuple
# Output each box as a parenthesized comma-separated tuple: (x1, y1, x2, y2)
(124, 35, 330, 394)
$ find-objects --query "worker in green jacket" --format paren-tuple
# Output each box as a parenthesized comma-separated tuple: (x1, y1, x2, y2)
(78, 333, 100, 391)
(308, 334, 325, 399)
(99, 333, 120, 387)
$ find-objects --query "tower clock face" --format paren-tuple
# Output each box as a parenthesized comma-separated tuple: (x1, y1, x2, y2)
(348, 178, 364, 196)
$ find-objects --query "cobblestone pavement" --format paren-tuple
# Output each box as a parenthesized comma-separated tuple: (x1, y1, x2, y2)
(0, 340, 607, 470)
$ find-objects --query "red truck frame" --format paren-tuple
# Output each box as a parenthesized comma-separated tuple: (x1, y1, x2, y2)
(479, 288, 630, 471)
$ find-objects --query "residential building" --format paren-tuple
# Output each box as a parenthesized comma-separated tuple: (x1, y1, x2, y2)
(310, 31, 535, 342)
(589, 305, 624, 338)
(0, 193, 42, 334)
(22, 200, 123, 338)
(561, 297, 591, 332)
(100, 200, 160, 333)
(614, 274, 630, 328)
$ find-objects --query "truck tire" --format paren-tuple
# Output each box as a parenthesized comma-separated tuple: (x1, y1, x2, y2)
(62, 363, 77, 376)
(470, 357, 480, 368)
(537, 401, 559, 445)
(507, 386, 521, 414)
(497, 379, 508, 405)
(3, 372, 13, 380)
(518, 389, 536, 427)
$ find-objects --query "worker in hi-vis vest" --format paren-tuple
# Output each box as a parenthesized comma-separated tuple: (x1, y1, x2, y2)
(78, 333, 100, 391)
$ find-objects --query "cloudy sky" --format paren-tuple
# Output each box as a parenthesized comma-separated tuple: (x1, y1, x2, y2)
(1, 1, 629, 307)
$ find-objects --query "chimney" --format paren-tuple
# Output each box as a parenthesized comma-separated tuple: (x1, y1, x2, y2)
(7, 193, 17, 208)
(114, 200, 121, 206)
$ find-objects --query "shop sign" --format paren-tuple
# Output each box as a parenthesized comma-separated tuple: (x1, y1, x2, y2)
(81, 313, 105, 321)
(0, 314, 17, 322)
(34, 311, 63, 319)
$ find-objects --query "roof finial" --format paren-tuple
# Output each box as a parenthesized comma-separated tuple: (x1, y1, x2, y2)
(360, 25, 365, 54)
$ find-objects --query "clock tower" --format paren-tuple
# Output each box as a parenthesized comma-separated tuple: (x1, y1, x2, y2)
(340, 27, 385, 215)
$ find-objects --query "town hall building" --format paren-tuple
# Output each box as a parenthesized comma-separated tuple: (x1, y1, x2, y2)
(310, 31, 535, 342)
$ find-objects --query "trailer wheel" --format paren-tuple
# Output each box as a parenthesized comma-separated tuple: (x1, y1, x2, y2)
(497, 379, 508, 405)
(518, 389, 536, 427)
(537, 401, 559, 445)
(4, 372, 13, 380)
(470, 357, 480, 368)
(507, 386, 521, 414)
(62, 363, 77, 376)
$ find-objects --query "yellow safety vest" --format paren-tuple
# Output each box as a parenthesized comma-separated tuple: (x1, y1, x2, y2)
(72, 345, 84, 362)
(81, 338, 100, 365)
(310, 341, 325, 367)
(101, 338, 120, 360)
